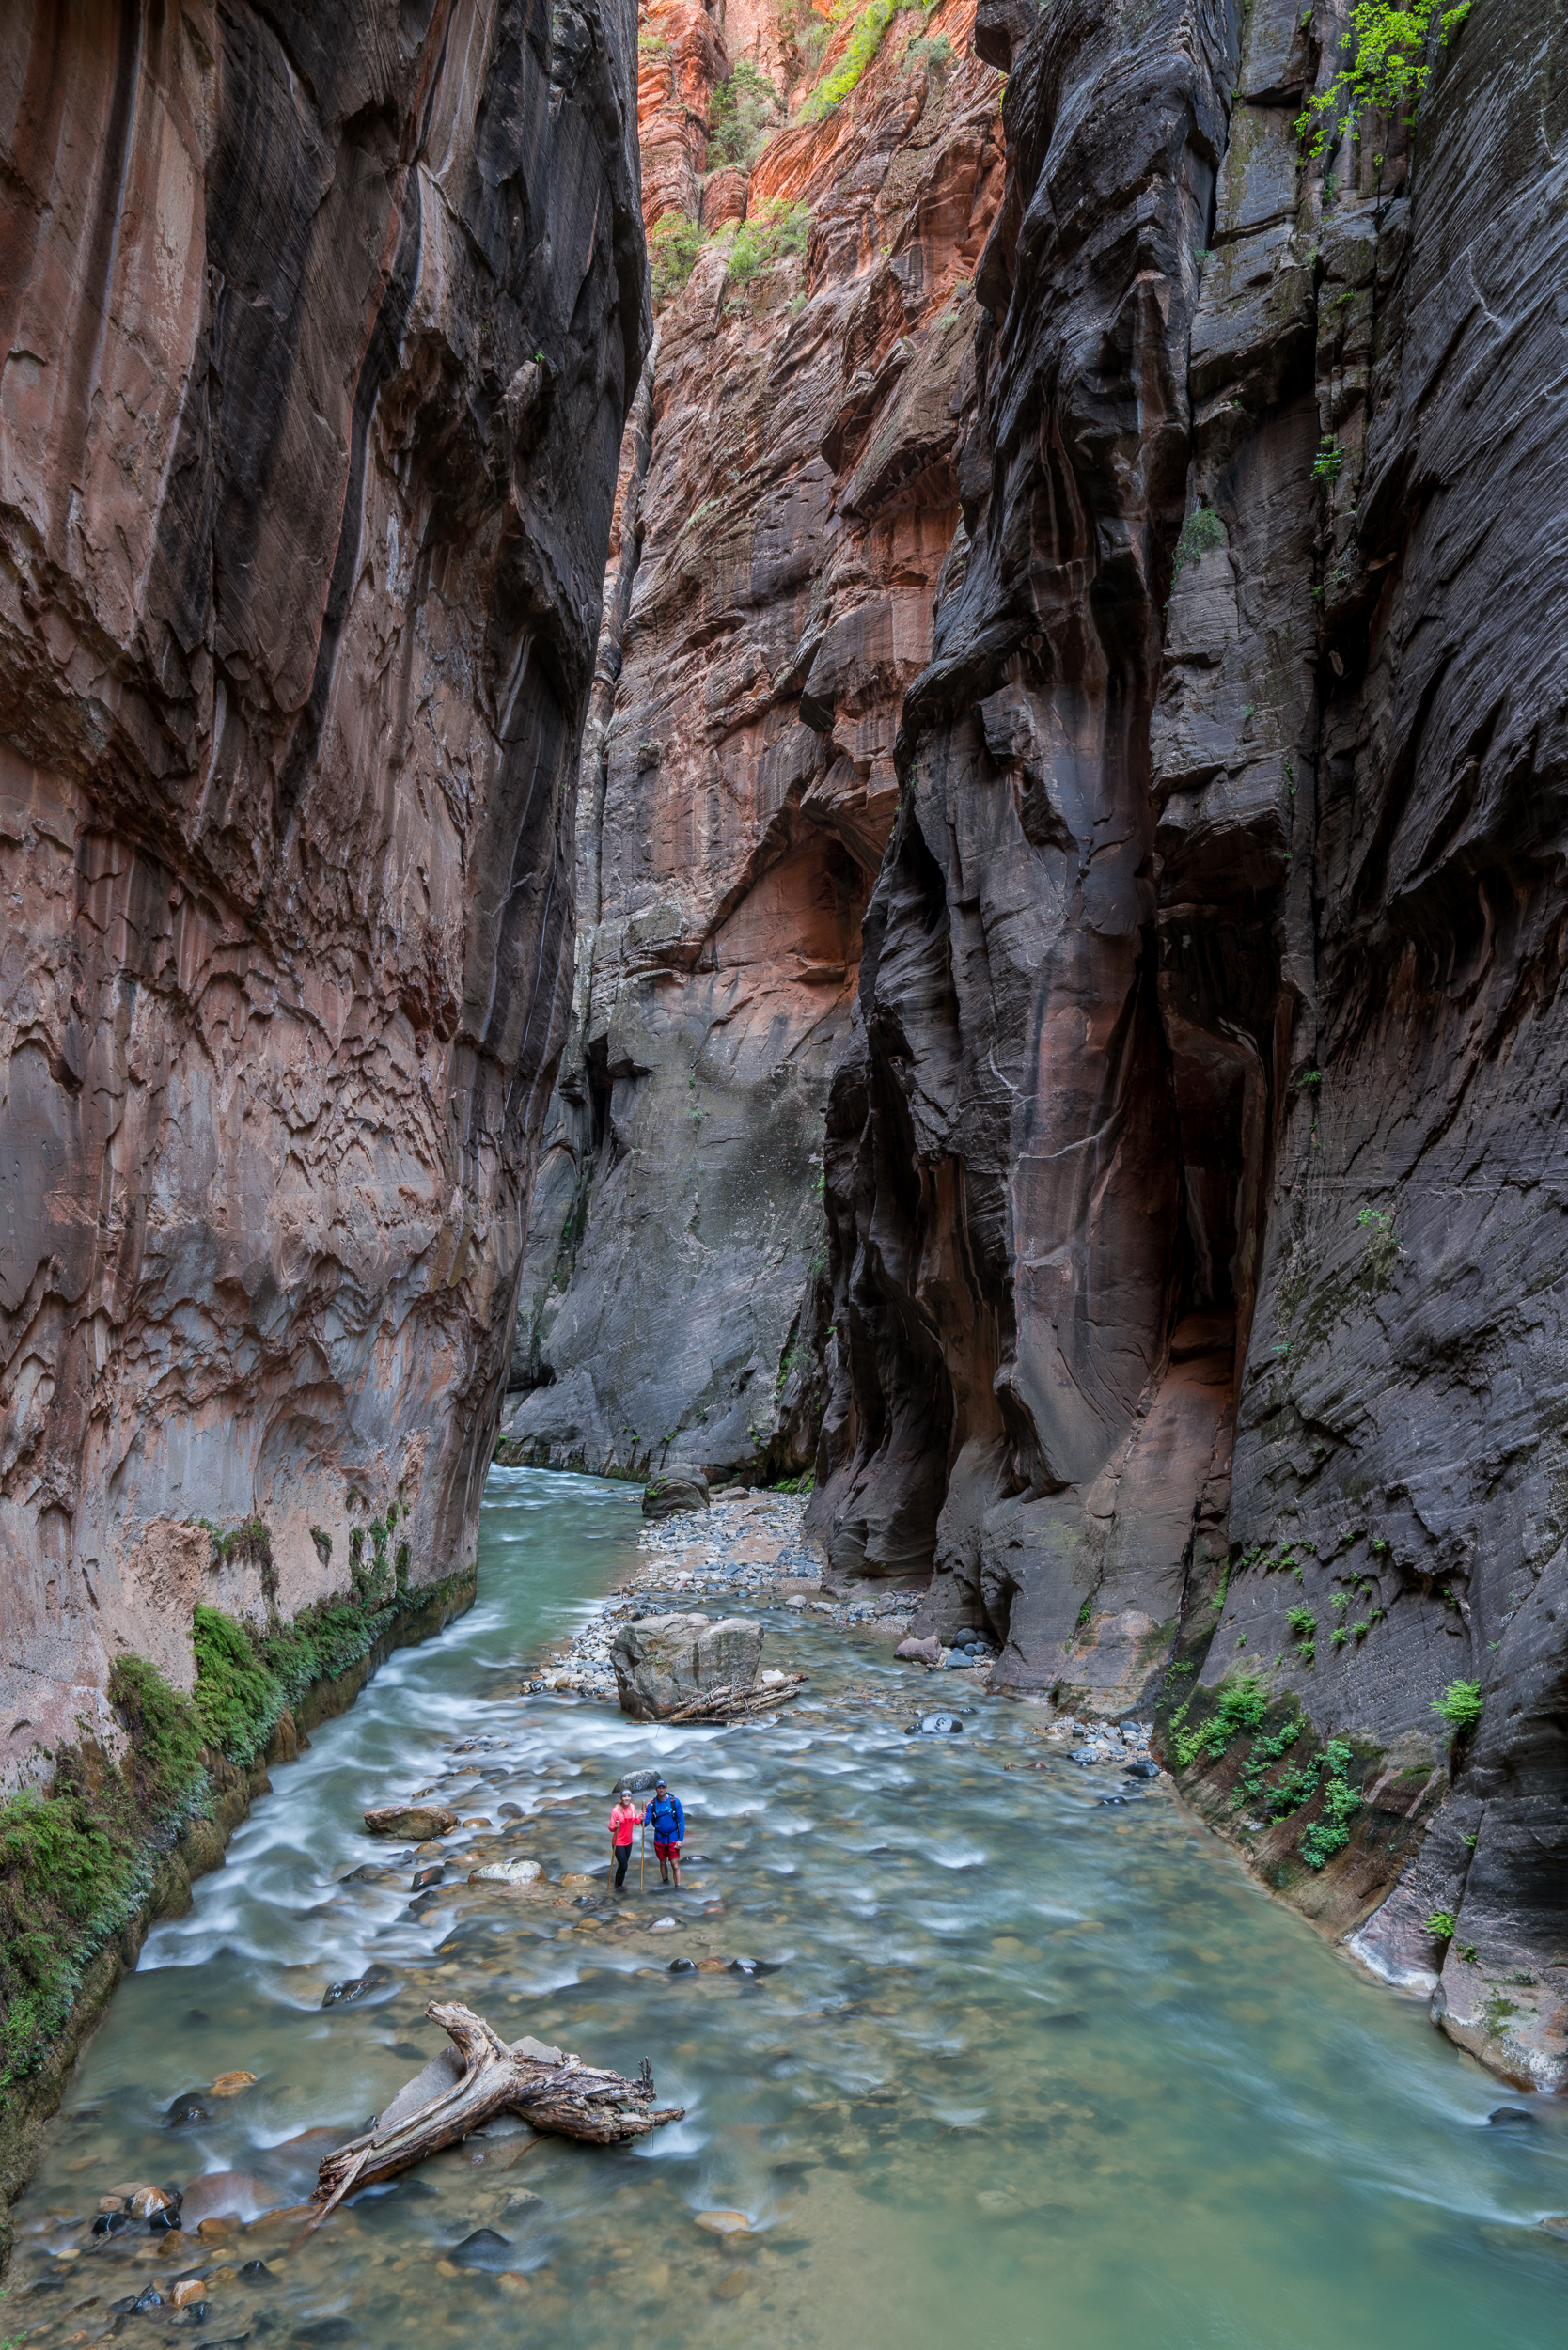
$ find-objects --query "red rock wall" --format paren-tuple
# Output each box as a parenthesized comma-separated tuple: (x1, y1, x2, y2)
(504, 0, 1004, 1479)
(0, 0, 648, 1776)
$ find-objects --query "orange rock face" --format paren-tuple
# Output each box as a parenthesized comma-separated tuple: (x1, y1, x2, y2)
(0, 2, 648, 1772)
(505, 1, 1002, 1479)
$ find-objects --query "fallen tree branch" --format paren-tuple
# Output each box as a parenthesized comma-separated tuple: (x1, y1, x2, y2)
(311, 2002, 682, 2210)
(663, 1673, 807, 1724)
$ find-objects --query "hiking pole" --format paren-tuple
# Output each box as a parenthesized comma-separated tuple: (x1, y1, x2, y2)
(640, 1815, 645, 1894)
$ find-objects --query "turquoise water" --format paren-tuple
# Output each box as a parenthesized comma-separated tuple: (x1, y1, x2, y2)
(10, 1465, 1568, 2348)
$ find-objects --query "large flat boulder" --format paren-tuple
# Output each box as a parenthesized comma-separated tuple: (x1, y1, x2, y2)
(609, 1613, 763, 1720)
(641, 1473, 710, 1520)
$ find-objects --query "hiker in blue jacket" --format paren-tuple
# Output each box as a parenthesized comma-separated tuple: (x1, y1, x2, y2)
(644, 1778, 685, 1888)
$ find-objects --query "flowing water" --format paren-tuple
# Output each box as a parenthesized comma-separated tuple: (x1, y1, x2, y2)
(12, 1467, 1568, 2349)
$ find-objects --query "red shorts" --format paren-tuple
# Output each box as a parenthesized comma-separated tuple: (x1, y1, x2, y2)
(655, 1839, 680, 1861)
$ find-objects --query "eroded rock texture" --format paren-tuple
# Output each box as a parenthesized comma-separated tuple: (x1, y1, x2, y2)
(808, 0, 1568, 2083)
(0, 0, 648, 1776)
(502, 0, 1002, 1478)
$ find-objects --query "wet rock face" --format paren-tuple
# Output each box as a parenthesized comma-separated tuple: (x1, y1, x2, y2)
(502, 0, 1003, 1482)
(809, 0, 1568, 2072)
(810, 0, 1234, 1661)
(0, 0, 648, 1775)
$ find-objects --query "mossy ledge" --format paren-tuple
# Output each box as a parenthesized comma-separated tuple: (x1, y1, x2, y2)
(0, 1561, 475, 2274)
(1153, 1661, 1445, 1948)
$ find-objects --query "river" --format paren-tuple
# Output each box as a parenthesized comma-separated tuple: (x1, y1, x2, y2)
(10, 1466, 1568, 2348)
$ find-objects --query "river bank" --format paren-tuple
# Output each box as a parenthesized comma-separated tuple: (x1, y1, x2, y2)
(0, 1567, 476, 2277)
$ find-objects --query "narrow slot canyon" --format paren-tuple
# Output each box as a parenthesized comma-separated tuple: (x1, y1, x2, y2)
(3, 0, 1568, 2338)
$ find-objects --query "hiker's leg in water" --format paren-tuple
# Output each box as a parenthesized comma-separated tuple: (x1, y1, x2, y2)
(671, 1843, 681, 1889)
(614, 1844, 630, 1890)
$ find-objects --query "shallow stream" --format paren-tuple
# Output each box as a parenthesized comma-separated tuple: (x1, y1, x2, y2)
(13, 1467, 1568, 2348)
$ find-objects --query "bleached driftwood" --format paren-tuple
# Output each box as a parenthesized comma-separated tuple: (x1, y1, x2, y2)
(307, 2002, 682, 2228)
(663, 1672, 807, 1724)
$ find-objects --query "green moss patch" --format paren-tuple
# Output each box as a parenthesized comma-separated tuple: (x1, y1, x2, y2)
(0, 1659, 207, 2088)
(193, 1592, 400, 1767)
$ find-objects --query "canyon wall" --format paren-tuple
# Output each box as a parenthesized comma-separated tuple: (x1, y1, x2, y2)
(0, 0, 648, 1778)
(502, 0, 1003, 1479)
(807, 0, 1568, 2086)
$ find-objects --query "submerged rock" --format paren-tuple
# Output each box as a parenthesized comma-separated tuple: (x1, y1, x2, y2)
(916, 1714, 964, 1736)
(321, 1966, 393, 2008)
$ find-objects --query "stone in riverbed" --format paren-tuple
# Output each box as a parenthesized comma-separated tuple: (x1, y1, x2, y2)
(896, 1636, 942, 1664)
(364, 1804, 458, 1840)
(641, 1473, 711, 1520)
(165, 2092, 210, 2127)
(129, 2185, 178, 2218)
(450, 2227, 513, 2269)
(469, 1858, 544, 1888)
(609, 1613, 762, 1719)
(915, 1713, 964, 1735)
(321, 1966, 393, 2007)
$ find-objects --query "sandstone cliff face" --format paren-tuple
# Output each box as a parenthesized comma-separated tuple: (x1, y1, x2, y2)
(808, 0, 1568, 2084)
(503, 0, 1003, 1479)
(0, 0, 648, 1778)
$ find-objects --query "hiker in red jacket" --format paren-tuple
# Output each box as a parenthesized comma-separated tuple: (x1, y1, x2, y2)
(608, 1790, 640, 1891)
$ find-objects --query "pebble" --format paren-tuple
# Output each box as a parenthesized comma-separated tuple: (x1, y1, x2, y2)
(916, 1713, 964, 1735)
(469, 1858, 543, 1887)
(650, 1917, 679, 1932)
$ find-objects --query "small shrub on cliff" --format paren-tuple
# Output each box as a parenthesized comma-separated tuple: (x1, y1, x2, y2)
(1433, 1678, 1483, 1735)
(726, 199, 813, 285)
(708, 61, 782, 167)
(903, 31, 952, 70)
(1425, 1909, 1458, 1941)
(1171, 1673, 1268, 1766)
(801, 0, 898, 120)
(1356, 1205, 1399, 1287)
(1171, 504, 1225, 583)
(1296, 0, 1470, 158)
(1299, 1752, 1361, 1867)
(779, 0, 833, 79)
(650, 212, 709, 306)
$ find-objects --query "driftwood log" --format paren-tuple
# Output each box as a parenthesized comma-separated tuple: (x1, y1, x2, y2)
(307, 2002, 682, 2228)
(664, 1672, 807, 1724)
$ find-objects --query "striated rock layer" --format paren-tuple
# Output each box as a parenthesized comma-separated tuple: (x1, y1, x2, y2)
(0, 0, 649, 1778)
(808, 0, 1568, 2085)
(504, 0, 1003, 1479)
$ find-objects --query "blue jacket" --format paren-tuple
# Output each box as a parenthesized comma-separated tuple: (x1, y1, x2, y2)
(645, 1793, 684, 1843)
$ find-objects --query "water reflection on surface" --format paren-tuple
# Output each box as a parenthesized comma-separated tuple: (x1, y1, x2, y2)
(14, 1466, 1568, 2348)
